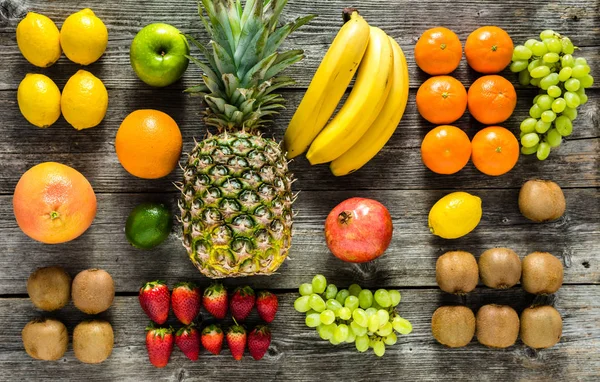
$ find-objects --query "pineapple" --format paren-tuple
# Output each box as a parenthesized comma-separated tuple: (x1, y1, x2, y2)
(178, 0, 314, 278)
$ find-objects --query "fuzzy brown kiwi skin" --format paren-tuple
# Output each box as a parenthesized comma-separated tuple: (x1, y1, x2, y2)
(521, 252, 564, 294)
(520, 305, 562, 349)
(27, 266, 72, 311)
(436, 251, 479, 294)
(478, 248, 521, 289)
(519, 179, 566, 222)
(72, 269, 115, 314)
(431, 306, 476, 348)
(476, 304, 520, 348)
(73, 320, 114, 364)
(22, 318, 68, 361)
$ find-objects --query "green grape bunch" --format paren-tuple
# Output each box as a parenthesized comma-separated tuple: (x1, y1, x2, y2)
(511, 29, 594, 160)
(294, 274, 413, 357)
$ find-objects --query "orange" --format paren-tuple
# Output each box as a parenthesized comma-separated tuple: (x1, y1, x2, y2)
(421, 125, 472, 175)
(414, 27, 462, 75)
(467, 75, 517, 125)
(465, 26, 513, 73)
(115, 109, 182, 179)
(13, 162, 97, 244)
(471, 126, 519, 176)
(416, 76, 467, 124)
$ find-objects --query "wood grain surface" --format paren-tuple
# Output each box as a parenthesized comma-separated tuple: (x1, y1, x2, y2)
(0, 0, 599, 380)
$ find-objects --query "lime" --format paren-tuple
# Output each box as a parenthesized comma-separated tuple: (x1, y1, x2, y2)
(125, 202, 172, 249)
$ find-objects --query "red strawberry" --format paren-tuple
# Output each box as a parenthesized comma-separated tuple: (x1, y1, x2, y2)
(230, 286, 255, 322)
(201, 324, 224, 355)
(226, 324, 247, 360)
(175, 324, 200, 361)
(203, 283, 228, 319)
(248, 325, 271, 361)
(256, 290, 278, 323)
(172, 282, 201, 325)
(139, 280, 170, 324)
(146, 325, 174, 368)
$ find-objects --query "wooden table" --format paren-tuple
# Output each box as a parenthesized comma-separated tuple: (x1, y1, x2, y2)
(1, 0, 599, 380)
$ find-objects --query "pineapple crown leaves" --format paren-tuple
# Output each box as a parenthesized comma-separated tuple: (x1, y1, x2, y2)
(185, 0, 316, 131)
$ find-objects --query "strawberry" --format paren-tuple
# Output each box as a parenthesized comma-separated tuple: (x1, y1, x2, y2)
(139, 280, 170, 324)
(248, 325, 271, 361)
(175, 324, 200, 361)
(256, 290, 278, 323)
(230, 286, 255, 322)
(201, 324, 224, 355)
(172, 282, 201, 325)
(145, 325, 174, 368)
(226, 324, 247, 360)
(203, 283, 228, 319)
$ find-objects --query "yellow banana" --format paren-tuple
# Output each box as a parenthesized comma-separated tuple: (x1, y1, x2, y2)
(306, 26, 393, 165)
(283, 11, 370, 159)
(330, 36, 409, 176)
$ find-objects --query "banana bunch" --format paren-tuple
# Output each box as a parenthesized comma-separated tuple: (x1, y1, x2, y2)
(283, 10, 409, 176)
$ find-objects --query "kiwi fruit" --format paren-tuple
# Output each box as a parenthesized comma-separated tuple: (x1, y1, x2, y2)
(478, 248, 521, 289)
(22, 318, 68, 361)
(476, 304, 520, 348)
(436, 251, 479, 294)
(521, 252, 564, 294)
(431, 306, 476, 348)
(73, 320, 114, 364)
(519, 179, 566, 222)
(520, 305, 562, 349)
(27, 266, 72, 311)
(72, 268, 115, 314)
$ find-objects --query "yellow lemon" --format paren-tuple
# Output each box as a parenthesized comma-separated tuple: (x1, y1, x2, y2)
(60, 8, 108, 65)
(16, 12, 61, 67)
(428, 192, 482, 239)
(61, 70, 108, 130)
(17, 74, 61, 128)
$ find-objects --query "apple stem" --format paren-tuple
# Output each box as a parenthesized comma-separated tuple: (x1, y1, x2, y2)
(338, 211, 353, 225)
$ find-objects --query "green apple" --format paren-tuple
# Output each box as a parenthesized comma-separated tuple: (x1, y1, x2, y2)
(130, 23, 189, 87)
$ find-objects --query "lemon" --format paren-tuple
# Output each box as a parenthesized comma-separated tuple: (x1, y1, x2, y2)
(61, 70, 108, 130)
(60, 9, 108, 65)
(16, 12, 61, 67)
(428, 192, 482, 239)
(17, 74, 61, 128)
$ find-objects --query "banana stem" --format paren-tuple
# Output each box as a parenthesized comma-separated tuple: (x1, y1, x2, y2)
(342, 8, 359, 23)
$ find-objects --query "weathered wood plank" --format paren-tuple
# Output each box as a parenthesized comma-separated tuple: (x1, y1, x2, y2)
(0, 188, 597, 293)
(0, 287, 598, 381)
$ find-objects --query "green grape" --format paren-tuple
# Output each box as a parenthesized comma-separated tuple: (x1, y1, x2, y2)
(576, 89, 588, 105)
(562, 107, 578, 121)
(521, 144, 539, 155)
(539, 73, 559, 90)
(520, 118, 537, 133)
(374, 289, 392, 308)
(565, 78, 581, 92)
(368, 314, 381, 332)
(324, 284, 338, 300)
(543, 37, 562, 53)
(355, 335, 370, 352)
(389, 290, 401, 307)
(335, 289, 350, 305)
(519, 69, 531, 86)
(319, 310, 336, 325)
(358, 289, 374, 309)
(329, 336, 341, 346)
(513, 45, 533, 60)
(530, 65, 551, 78)
(558, 67, 573, 82)
(520, 130, 527, 139)
(530, 41, 548, 56)
(546, 128, 563, 148)
(527, 59, 541, 72)
(542, 52, 559, 63)
(564, 91, 581, 108)
(333, 324, 349, 342)
(317, 324, 335, 340)
(344, 295, 359, 311)
(533, 94, 541, 104)
(377, 310, 390, 326)
(392, 316, 413, 335)
(575, 57, 588, 65)
(539, 29, 556, 40)
(572, 64, 590, 78)
(580, 74, 594, 88)
(371, 300, 382, 310)
(536, 94, 553, 110)
(305, 312, 321, 328)
(547, 85, 561, 98)
(351, 321, 368, 336)
(535, 120, 551, 134)
(345, 330, 356, 344)
(299, 283, 313, 296)
(309, 294, 326, 312)
(530, 77, 541, 87)
(529, 104, 543, 119)
(348, 284, 362, 297)
(384, 332, 398, 346)
(521, 132, 540, 148)
(551, 98, 566, 113)
(561, 37, 575, 54)
(524, 38, 538, 49)
(377, 322, 394, 337)
(536, 142, 551, 160)
(365, 307, 378, 318)
(510, 60, 528, 72)
(326, 298, 342, 313)
(373, 341, 386, 357)
(311, 274, 327, 294)
(338, 307, 352, 320)
(353, 308, 368, 327)
(541, 110, 556, 123)
(561, 54, 575, 68)
(555, 115, 573, 136)
(294, 296, 311, 312)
